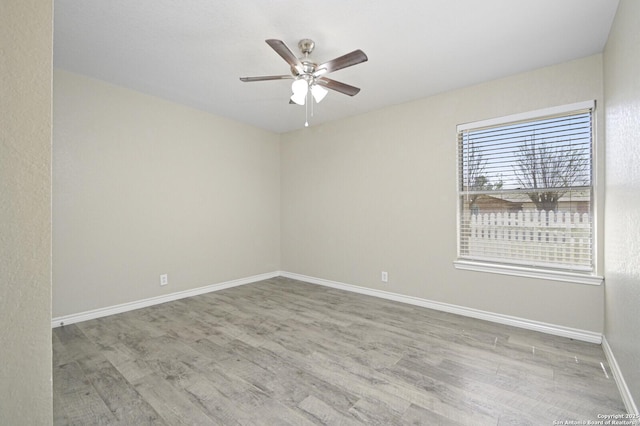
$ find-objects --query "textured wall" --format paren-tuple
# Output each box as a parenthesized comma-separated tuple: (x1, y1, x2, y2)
(0, 0, 53, 423)
(603, 0, 640, 412)
(281, 55, 605, 333)
(53, 70, 280, 317)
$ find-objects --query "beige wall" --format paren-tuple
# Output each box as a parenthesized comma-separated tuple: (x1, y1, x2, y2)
(603, 0, 640, 411)
(53, 70, 280, 317)
(0, 0, 53, 423)
(281, 54, 605, 332)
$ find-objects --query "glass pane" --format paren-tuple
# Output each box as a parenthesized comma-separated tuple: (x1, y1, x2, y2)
(459, 111, 592, 192)
(459, 190, 592, 271)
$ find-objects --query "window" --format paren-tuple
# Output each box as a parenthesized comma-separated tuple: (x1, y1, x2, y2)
(455, 101, 601, 284)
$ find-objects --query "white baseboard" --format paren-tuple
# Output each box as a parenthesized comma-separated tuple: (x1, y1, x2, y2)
(602, 336, 639, 415)
(279, 271, 603, 344)
(51, 271, 280, 328)
(53, 269, 602, 345)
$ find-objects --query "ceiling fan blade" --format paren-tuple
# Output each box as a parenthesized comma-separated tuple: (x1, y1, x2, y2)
(265, 39, 302, 71)
(314, 49, 368, 76)
(316, 77, 361, 96)
(240, 75, 293, 82)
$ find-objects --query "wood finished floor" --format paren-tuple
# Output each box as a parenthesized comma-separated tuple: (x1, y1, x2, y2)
(53, 277, 625, 425)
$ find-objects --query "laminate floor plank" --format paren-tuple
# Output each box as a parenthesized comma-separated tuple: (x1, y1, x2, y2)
(53, 360, 117, 425)
(309, 349, 497, 426)
(53, 277, 626, 425)
(214, 338, 362, 413)
(388, 352, 577, 423)
(251, 403, 319, 426)
(131, 372, 218, 425)
(402, 403, 465, 426)
(81, 358, 165, 425)
(298, 394, 363, 425)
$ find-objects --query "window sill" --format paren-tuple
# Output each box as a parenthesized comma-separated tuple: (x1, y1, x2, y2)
(453, 260, 603, 286)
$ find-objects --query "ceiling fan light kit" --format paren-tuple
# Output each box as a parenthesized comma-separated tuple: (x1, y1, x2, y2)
(290, 78, 328, 106)
(240, 38, 367, 127)
(311, 84, 328, 103)
(290, 78, 309, 105)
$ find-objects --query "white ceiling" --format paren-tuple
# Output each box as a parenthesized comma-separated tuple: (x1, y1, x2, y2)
(54, 0, 619, 134)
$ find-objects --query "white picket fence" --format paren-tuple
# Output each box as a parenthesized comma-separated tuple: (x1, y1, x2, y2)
(461, 210, 592, 271)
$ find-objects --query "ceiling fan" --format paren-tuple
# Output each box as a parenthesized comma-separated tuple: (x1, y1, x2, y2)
(240, 39, 368, 108)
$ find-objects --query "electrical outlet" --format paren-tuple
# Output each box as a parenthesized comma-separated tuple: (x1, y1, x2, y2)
(381, 271, 388, 283)
(160, 274, 168, 286)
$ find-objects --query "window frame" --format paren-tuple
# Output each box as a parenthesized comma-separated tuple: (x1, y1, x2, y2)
(453, 100, 603, 286)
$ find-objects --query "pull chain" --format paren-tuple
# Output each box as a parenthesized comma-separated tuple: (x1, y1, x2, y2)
(304, 89, 309, 127)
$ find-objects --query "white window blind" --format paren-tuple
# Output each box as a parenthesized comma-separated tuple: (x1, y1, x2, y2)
(457, 102, 595, 273)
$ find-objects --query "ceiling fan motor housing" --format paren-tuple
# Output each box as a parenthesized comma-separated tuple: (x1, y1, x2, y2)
(291, 39, 318, 78)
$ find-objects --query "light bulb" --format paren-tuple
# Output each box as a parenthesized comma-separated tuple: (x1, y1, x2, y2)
(291, 78, 309, 105)
(291, 78, 308, 95)
(290, 92, 306, 105)
(311, 84, 328, 103)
